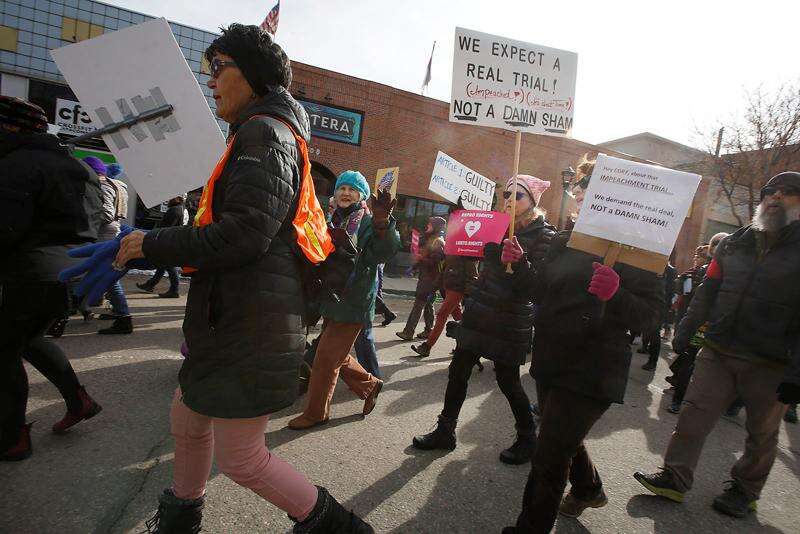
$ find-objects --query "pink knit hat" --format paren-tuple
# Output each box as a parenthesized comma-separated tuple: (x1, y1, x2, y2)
(505, 174, 551, 206)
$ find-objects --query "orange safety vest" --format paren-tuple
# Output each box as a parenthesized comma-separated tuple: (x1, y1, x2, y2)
(183, 116, 333, 273)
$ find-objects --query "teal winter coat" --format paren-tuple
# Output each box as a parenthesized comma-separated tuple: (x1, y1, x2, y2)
(319, 213, 400, 324)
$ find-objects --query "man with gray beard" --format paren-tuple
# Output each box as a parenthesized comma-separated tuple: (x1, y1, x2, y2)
(633, 171, 800, 519)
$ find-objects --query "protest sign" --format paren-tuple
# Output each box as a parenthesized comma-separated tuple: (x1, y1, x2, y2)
(445, 210, 510, 257)
(450, 27, 577, 136)
(52, 18, 225, 207)
(410, 228, 420, 256)
(429, 151, 496, 210)
(570, 154, 701, 272)
(375, 167, 400, 197)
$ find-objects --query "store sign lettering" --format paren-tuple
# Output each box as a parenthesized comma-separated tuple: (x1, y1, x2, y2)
(297, 98, 364, 146)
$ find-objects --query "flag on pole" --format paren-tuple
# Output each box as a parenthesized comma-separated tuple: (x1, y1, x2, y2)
(422, 41, 436, 94)
(261, 1, 280, 35)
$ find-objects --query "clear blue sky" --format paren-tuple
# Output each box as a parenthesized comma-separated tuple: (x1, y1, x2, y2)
(113, 0, 800, 148)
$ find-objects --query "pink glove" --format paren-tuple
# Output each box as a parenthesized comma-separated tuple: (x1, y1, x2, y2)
(588, 262, 620, 302)
(501, 236, 525, 264)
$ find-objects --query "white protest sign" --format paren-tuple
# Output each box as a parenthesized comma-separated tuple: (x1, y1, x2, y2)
(450, 27, 577, 136)
(572, 154, 701, 256)
(52, 18, 225, 207)
(429, 151, 496, 210)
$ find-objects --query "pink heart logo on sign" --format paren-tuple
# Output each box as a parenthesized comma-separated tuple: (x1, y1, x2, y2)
(464, 221, 482, 238)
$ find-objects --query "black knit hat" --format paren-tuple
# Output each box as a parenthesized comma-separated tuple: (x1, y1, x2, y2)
(760, 171, 800, 200)
(0, 96, 48, 134)
(205, 23, 291, 96)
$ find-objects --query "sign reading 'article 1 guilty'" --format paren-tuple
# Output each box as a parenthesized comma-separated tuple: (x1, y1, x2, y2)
(450, 27, 577, 136)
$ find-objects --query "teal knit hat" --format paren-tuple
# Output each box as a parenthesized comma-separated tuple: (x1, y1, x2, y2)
(335, 170, 371, 201)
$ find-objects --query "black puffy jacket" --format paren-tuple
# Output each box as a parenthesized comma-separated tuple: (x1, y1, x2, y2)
(514, 231, 663, 403)
(677, 223, 800, 371)
(442, 254, 479, 294)
(0, 132, 102, 282)
(142, 88, 309, 418)
(456, 216, 556, 366)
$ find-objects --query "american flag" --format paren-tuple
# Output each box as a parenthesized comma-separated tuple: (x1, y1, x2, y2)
(260, 1, 280, 35)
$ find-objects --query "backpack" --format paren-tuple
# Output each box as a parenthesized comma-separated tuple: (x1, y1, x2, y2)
(261, 117, 360, 317)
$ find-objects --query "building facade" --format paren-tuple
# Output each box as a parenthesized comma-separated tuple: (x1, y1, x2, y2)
(2, 0, 709, 269)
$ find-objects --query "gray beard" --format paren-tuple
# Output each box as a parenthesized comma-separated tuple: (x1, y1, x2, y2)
(752, 203, 800, 232)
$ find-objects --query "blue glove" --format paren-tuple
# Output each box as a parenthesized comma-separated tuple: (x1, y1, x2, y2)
(59, 226, 151, 304)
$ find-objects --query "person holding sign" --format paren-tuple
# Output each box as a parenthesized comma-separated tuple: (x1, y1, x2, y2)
(396, 217, 447, 341)
(502, 157, 663, 533)
(111, 25, 373, 533)
(288, 170, 400, 430)
(634, 171, 800, 519)
(412, 175, 556, 466)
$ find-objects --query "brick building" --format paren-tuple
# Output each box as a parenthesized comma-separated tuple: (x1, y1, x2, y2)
(0, 0, 709, 268)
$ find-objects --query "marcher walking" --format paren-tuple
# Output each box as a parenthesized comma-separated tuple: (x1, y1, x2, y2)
(640, 262, 677, 371)
(0, 96, 104, 461)
(137, 195, 188, 298)
(411, 248, 478, 358)
(503, 157, 663, 533)
(634, 171, 800, 519)
(288, 170, 400, 429)
(83, 156, 134, 335)
(412, 175, 555, 465)
(112, 25, 374, 532)
(396, 217, 446, 341)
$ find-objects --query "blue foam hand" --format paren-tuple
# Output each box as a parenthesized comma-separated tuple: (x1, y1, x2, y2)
(58, 226, 149, 302)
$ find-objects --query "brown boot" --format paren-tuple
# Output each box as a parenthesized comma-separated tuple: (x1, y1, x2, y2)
(363, 380, 384, 416)
(288, 413, 330, 430)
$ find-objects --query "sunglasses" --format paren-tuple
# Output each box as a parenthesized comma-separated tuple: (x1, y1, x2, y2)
(503, 190, 527, 200)
(761, 184, 800, 198)
(209, 58, 238, 79)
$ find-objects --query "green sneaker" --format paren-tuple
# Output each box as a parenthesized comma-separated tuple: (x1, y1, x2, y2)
(712, 481, 757, 518)
(633, 470, 685, 503)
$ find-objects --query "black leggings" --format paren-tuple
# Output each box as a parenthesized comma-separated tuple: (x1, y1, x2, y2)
(1, 283, 81, 448)
(442, 348, 535, 434)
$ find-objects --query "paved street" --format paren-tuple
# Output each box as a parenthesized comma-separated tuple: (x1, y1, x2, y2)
(2, 276, 799, 533)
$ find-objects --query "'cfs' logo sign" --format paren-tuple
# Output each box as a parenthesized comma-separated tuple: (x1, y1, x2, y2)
(56, 98, 97, 135)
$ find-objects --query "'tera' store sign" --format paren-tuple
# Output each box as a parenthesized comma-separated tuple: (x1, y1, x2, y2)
(297, 98, 364, 146)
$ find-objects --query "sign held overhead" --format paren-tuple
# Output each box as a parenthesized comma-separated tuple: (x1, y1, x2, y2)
(570, 154, 701, 271)
(450, 27, 577, 136)
(51, 18, 225, 207)
(429, 151, 496, 211)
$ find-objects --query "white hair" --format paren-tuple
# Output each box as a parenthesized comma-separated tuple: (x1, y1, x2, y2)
(752, 201, 800, 232)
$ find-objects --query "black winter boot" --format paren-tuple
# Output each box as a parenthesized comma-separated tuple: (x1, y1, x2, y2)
(412, 415, 457, 451)
(145, 489, 204, 533)
(292, 486, 374, 533)
(499, 432, 536, 465)
(98, 315, 133, 335)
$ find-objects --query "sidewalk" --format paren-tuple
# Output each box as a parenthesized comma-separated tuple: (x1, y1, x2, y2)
(381, 274, 417, 297)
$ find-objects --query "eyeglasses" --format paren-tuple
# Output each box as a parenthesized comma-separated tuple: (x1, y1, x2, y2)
(503, 190, 527, 201)
(209, 58, 238, 79)
(761, 184, 800, 198)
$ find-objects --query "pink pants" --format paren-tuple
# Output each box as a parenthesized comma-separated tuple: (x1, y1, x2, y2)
(169, 388, 318, 520)
(426, 290, 464, 348)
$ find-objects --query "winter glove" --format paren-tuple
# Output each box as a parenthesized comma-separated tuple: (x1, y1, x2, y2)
(59, 225, 151, 304)
(370, 189, 396, 234)
(588, 262, 620, 302)
(180, 341, 189, 359)
(777, 383, 800, 405)
(501, 236, 525, 264)
(671, 331, 690, 355)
